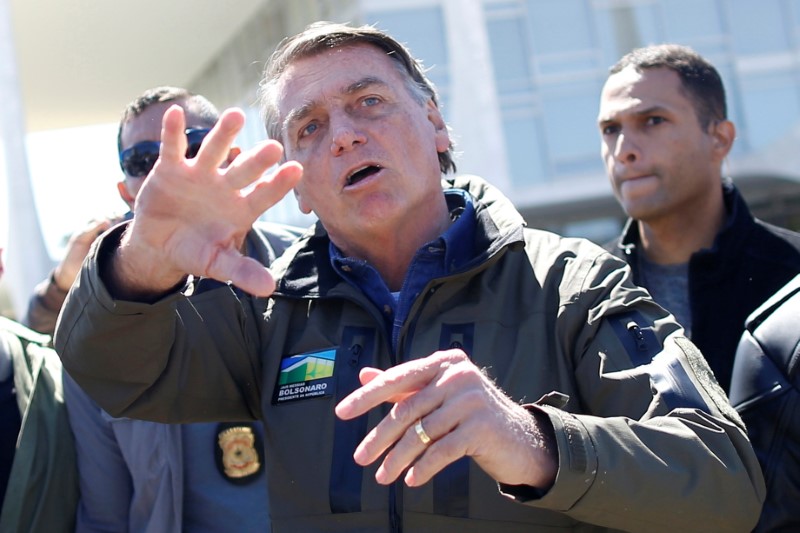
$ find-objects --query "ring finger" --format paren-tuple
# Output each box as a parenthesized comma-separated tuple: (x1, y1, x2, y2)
(374, 408, 456, 485)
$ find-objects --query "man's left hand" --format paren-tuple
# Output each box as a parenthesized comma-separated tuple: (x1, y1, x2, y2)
(335, 349, 558, 488)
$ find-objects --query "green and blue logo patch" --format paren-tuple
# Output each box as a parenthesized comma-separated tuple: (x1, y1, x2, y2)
(274, 348, 337, 403)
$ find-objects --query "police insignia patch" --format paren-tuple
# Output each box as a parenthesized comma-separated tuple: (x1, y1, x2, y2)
(215, 422, 264, 483)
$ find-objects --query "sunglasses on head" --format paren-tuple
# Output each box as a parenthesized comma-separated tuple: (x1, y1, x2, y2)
(119, 127, 211, 178)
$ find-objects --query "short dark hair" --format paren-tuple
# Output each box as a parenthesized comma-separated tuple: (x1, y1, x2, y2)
(117, 86, 219, 153)
(609, 44, 727, 129)
(258, 21, 456, 175)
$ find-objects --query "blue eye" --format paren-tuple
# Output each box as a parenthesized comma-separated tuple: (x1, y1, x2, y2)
(301, 123, 318, 137)
(362, 96, 380, 107)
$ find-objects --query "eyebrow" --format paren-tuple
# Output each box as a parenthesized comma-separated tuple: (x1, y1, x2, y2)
(282, 76, 390, 132)
(597, 105, 671, 126)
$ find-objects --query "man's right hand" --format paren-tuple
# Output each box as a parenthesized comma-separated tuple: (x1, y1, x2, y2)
(53, 218, 115, 292)
(107, 105, 303, 300)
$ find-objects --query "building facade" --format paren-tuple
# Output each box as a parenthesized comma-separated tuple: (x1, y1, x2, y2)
(193, 0, 800, 243)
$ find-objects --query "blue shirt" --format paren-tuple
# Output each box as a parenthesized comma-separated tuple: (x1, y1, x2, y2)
(330, 189, 476, 354)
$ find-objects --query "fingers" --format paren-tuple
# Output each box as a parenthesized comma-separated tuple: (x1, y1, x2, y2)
(352, 379, 444, 467)
(203, 249, 277, 298)
(336, 351, 554, 489)
(335, 351, 466, 420)
(159, 106, 189, 164)
(243, 160, 303, 215)
(225, 140, 286, 190)
(192, 109, 248, 172)
(374, 407, 464, 486)
(359, 367, 384, 386)
(336, 351, 476, 487)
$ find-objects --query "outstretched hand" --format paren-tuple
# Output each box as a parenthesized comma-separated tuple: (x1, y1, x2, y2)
(109, 105, 303, 299)
(335, 350, 558, 489)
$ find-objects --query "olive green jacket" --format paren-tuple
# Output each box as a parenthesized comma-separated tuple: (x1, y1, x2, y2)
(56, 176, 764, 532)
(0, 317, 77, 532)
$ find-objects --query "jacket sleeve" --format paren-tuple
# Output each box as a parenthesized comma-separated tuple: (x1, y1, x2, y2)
(55, 225, 265, 424)
(64, 373, 133, 531)
(0, 328, 78, 533)
(504, 239, 765, 533)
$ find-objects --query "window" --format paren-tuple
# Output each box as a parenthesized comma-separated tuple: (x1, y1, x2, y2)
(364, 7, 451, 114)
(727, 0, 790, 55)
(739, 72, 800, 149)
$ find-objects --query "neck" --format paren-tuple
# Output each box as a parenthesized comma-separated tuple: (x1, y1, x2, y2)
(333, 197, 452, 291)
(638, 193, 726, 265)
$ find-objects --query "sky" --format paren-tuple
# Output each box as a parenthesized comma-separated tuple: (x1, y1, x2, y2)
(1, 121, 314, 262)
(1, 123, 129, 259)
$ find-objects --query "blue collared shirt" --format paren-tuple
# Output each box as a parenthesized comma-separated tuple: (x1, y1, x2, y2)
(330, 189, 476, 355)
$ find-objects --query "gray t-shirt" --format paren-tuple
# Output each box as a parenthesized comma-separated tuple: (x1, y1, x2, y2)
(639, 258, 692, 338)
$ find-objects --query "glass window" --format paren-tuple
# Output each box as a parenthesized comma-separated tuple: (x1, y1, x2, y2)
(501, 110, 547, 186)
(661, 0, 723, 43)
(712, 63, 746, 154)
(486, 16, 533, 93)
(739, 72, 800, 150)
(594, 4, 662, 71)
(727, 0, 790, 55)
(364, 7, 449, 89)
(525, 0, 593, 54)
(540, 81, 603, 163)
(791, 0, 800, 28)
(525, 0, 604, 76)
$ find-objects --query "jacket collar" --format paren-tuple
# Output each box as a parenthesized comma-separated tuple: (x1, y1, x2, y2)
(271, 175, 527, 298)
(616, 178, 752, 264)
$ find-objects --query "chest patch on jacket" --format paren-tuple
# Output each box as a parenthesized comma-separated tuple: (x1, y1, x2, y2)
(273, 348, 337, 403)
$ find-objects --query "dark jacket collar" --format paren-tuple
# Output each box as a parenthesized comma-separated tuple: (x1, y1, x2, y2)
(613, 179, 752, 265)
(271, 175, 526, 299)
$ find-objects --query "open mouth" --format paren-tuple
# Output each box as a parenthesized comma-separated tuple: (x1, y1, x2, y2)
(346, 165, 382, 186)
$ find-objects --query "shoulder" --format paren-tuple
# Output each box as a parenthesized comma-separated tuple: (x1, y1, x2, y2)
(0, 316, 51, 348)
(247, 221, 311, 264)
(522, 228, 622, 264)
(519, 228, 632, 293)
(252, 220, 308, 248)
(746, 273, 800, 329)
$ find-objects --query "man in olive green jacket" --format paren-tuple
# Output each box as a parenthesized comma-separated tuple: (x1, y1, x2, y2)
(55, 22, 764, 532)
(0, 248, 77, 532)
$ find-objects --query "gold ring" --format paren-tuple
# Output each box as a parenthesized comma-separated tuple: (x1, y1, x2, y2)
(414, 419, 431, 445)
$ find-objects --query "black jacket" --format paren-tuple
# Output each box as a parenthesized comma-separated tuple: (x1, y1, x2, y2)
(730, 273, 800, 532)
(605, 180, 800, 392)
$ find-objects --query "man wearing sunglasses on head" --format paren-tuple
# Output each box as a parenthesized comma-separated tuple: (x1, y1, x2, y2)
(25, 86, 302, 532)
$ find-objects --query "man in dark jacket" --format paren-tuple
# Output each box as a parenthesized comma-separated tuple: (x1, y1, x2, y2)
(599, 44, 800, 393)
(730, 273, 800, 532)
(55, 23, 765, 531)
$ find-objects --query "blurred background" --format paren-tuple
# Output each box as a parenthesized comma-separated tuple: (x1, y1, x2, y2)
(4, 0, 800, 318)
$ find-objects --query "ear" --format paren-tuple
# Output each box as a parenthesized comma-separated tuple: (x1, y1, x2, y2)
(426, 99, 450, 154)
(117, 181, 136, 210)
(709, 119, 735, 160)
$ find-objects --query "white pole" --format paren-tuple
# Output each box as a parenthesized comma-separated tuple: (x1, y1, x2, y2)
(0, 0, 53, 321)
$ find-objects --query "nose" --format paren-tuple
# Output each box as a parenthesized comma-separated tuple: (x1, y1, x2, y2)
(330, 118, 366, 156)
(613, 132, 639, 164)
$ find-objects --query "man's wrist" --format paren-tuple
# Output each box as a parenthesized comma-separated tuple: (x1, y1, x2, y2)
(98, 225, 187, 302)
(51, 267, 72, 293)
